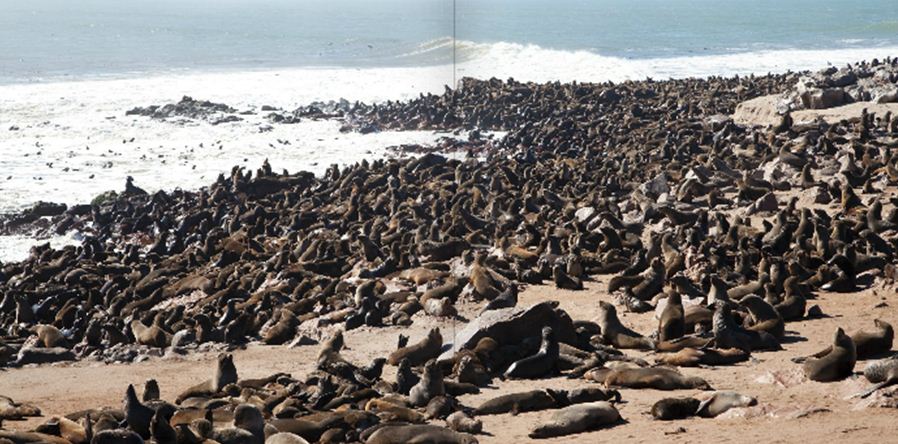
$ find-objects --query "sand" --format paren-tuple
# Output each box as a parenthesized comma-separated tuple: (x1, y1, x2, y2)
(1, 275, 896, 444)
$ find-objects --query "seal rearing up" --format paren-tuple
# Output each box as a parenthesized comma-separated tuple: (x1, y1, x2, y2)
(503, 326, 559, 379)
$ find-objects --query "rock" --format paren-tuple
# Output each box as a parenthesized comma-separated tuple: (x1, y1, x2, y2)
(574, 207, 596, 224)
(126, 96, 238, 123)
(439, 301, 578, 361)
(745, 192, 778, 215)
(26, 201, 67, 217)
(874, 88, 898, 104)
(800, 88, 850, 110)
(828, 70, 858, 88)
(640, 172, 670, 199)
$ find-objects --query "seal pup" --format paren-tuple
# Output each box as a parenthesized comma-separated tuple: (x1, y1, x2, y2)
(30, 324, 69, 348)
(482, 284, 517, 312)
(595, 301, 655, 350)
(856, 354, 898, 398)
(503, 326, 559, 379)
(802, 328, 856, 382)
(651, 397, 701, 420)
(696, 391, 757, 417)
(528, 401, 621, 439)
(445, 411, 482, 435)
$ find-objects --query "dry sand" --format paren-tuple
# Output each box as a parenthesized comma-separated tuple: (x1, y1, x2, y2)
(1, 275, 897, 444)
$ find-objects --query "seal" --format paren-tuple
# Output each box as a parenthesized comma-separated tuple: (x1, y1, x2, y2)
(739, 295, 785, 339)
(658, 293, 685, 341)
(445, 411, 482, 435)
(654, 347, 749, 367)
(528, 401, 621, 439)
(388, 328, 442, 366)
(603, 367, 712, 390)
(651, 397, 701, 420)
(595, 301, 655, 350)
(365, 424, 478, 444)
(409, 359, 445, 407)
(696, 391, 756, 417)
(123, 384, 154, 438)
(30, 324, 69, 348)
(802, 327, 856, 382)
(796, 319, 894, 362)
(473, 390, 560, 415)
(176, 353, 238, 403)
(503, 326, 559, 379)
(712, 302, 780, 352)
(266, 432, 311, 444)
(856, 354, 898, 397)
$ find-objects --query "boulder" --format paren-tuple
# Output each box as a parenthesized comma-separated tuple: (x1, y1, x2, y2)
(439, 301, 578, 361)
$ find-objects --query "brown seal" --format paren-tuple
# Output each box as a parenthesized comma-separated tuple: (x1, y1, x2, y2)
(364, 424, 478, 444)
(388, 328, 442, 366)
(595, 302, 655, 350)
(802, 327, 856, 382)
(658, 293, 685, 341)
(528, 401, 621, 439)
(409, 360, 445, 407)
(176, 353, 238, 403)
(473, 390, 560, 415)
(603, 367, 712, 390)
(654, 347, 749, 367)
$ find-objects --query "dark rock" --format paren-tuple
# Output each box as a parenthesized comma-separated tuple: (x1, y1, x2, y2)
(439, 301, 578, 360)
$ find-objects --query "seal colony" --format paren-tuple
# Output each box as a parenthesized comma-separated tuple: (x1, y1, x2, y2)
(2, 58, 898, 441)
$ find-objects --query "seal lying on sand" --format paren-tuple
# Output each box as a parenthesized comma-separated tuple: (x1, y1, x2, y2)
(603, 367, 712, 390)
(528, 401, 621, 439)
(364, 424, 478, 444)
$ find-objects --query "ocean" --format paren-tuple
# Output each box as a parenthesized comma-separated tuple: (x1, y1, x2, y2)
(1, 0, 898, 259)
